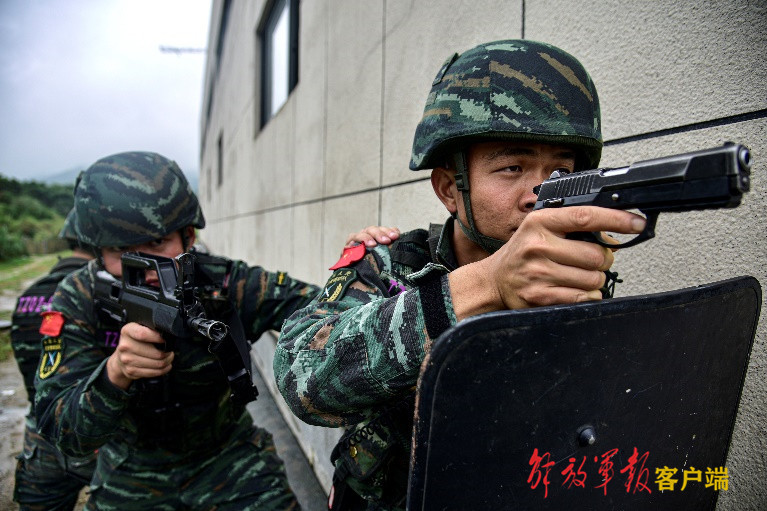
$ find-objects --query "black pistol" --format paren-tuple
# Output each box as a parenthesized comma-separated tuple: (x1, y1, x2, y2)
(533, 143, 752, 248)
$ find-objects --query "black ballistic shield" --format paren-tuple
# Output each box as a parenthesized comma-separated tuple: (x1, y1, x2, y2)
(408, 276, 761, 511)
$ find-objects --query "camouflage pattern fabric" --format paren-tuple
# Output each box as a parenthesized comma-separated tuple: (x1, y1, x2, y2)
(34, 252, 319, 509)
(14, 428, 94, 511)
(275, 221, 458, 509)
(74, 151, 205, 248)
(409, 39, 602, 171)
(11, 256, 95, 510)
(11, 257, 89, 402)
(84, 417, 296, 511)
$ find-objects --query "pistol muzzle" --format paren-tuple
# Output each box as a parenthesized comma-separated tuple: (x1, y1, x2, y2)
(734, 145, 752, 193)
(738, 146, 751, 171)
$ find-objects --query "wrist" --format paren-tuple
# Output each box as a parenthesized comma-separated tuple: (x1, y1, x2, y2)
(106, 354, 132, 391)
(447, 259, 503, 321)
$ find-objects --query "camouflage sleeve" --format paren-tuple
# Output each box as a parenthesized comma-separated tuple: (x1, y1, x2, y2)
(33, 268, 133, 458)
(274, 246, 456, 428)
(230, 260, 321, 338)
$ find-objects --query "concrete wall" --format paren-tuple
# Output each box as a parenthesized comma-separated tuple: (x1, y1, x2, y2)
(198, 1, 767, 506)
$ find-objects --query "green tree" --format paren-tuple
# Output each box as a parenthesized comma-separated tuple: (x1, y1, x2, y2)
(0, 174, 75, 260)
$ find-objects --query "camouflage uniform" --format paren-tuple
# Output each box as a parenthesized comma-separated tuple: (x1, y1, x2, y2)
(34, 255, 318, 510)
(274, 40, 603, 510)
(275, 223, 457, 510)
(12, 255, 95, 511)
(33, 152, 321, 510)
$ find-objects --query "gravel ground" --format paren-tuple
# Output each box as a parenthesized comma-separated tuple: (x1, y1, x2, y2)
(0, 354, 28, 510)
(0, 284, 28, 510)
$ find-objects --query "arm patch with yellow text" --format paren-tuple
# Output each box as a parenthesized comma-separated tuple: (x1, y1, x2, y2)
(38, 336, 63, 379)
(318, 269, 357, 303)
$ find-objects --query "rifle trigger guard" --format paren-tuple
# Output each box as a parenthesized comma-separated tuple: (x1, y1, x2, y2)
(571, 211, 659, 249)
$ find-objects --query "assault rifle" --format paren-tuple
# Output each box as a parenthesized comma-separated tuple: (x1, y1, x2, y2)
(94, 251, 259, 406)
(534, 142, 752, 248)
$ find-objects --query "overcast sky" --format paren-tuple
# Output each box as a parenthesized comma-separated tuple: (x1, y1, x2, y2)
(0, 0, 212, 182)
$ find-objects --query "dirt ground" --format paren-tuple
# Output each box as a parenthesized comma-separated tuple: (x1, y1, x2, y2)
(0, 284, 27, 509)
(0, 353, 28, 510)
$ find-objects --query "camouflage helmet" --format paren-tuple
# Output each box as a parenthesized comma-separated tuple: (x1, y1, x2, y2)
(58, 208, 79, 241)
(410, 39, 602, 170)
(74, 151, 205, 248)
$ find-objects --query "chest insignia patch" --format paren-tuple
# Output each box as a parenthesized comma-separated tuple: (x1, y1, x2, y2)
(39, 337, 63, 379)
(329, 244, 366, 270)
(319, 269, 357, 302)
(39, 311, 65, 337)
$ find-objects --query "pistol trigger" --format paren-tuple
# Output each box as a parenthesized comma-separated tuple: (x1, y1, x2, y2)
(565, 211, 659, 249)
(566, 231, 605, 245)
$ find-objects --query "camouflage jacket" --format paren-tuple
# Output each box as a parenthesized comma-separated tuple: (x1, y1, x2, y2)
(34, 252, 319, 459)
(275, 219, 459, 509)
(11, 256, 90, 406)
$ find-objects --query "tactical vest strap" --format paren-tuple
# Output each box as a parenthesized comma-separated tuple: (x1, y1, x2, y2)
(427, 223, 443, 263)
(389, 229, 431, 269)
(351, 259, 390, 297)
(208, 305, 259, 406)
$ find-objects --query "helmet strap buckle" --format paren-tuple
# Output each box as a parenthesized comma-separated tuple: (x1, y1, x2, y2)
(454, 172, 468, 191)
(453, 151, 469, 191)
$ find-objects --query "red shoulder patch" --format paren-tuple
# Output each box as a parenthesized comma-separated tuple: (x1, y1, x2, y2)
(39, 311, 65, 337)
(329, 244, 366, 270)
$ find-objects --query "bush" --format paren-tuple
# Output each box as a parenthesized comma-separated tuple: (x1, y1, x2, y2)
(9, 196, 56, 220)
(0, 174, 74, 260)
(0, 226, 28, 260)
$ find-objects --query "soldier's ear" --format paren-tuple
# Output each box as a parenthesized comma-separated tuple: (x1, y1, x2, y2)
(431, 167, 459, 215)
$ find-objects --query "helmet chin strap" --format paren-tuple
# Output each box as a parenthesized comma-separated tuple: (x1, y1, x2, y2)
(179, 228, 192, 252)
(452, 151, 506, 255)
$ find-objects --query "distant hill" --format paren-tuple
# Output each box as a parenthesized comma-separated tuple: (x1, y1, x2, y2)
(45, 167, 83, 185)
(25, 166, 199, 193)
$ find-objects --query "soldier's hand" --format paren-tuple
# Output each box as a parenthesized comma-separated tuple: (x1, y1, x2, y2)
(345, 225, 401, 248)
(490, 207, 645, 308)
(106, 322, 174, 390)
(449, 207, 645, 319)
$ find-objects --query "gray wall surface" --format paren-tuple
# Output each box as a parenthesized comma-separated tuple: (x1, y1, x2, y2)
(198, 1, 767, 506)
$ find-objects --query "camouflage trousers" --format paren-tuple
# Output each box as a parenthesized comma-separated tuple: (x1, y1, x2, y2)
(14, 422, 96, 511)
(85, 417, 300, 511)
